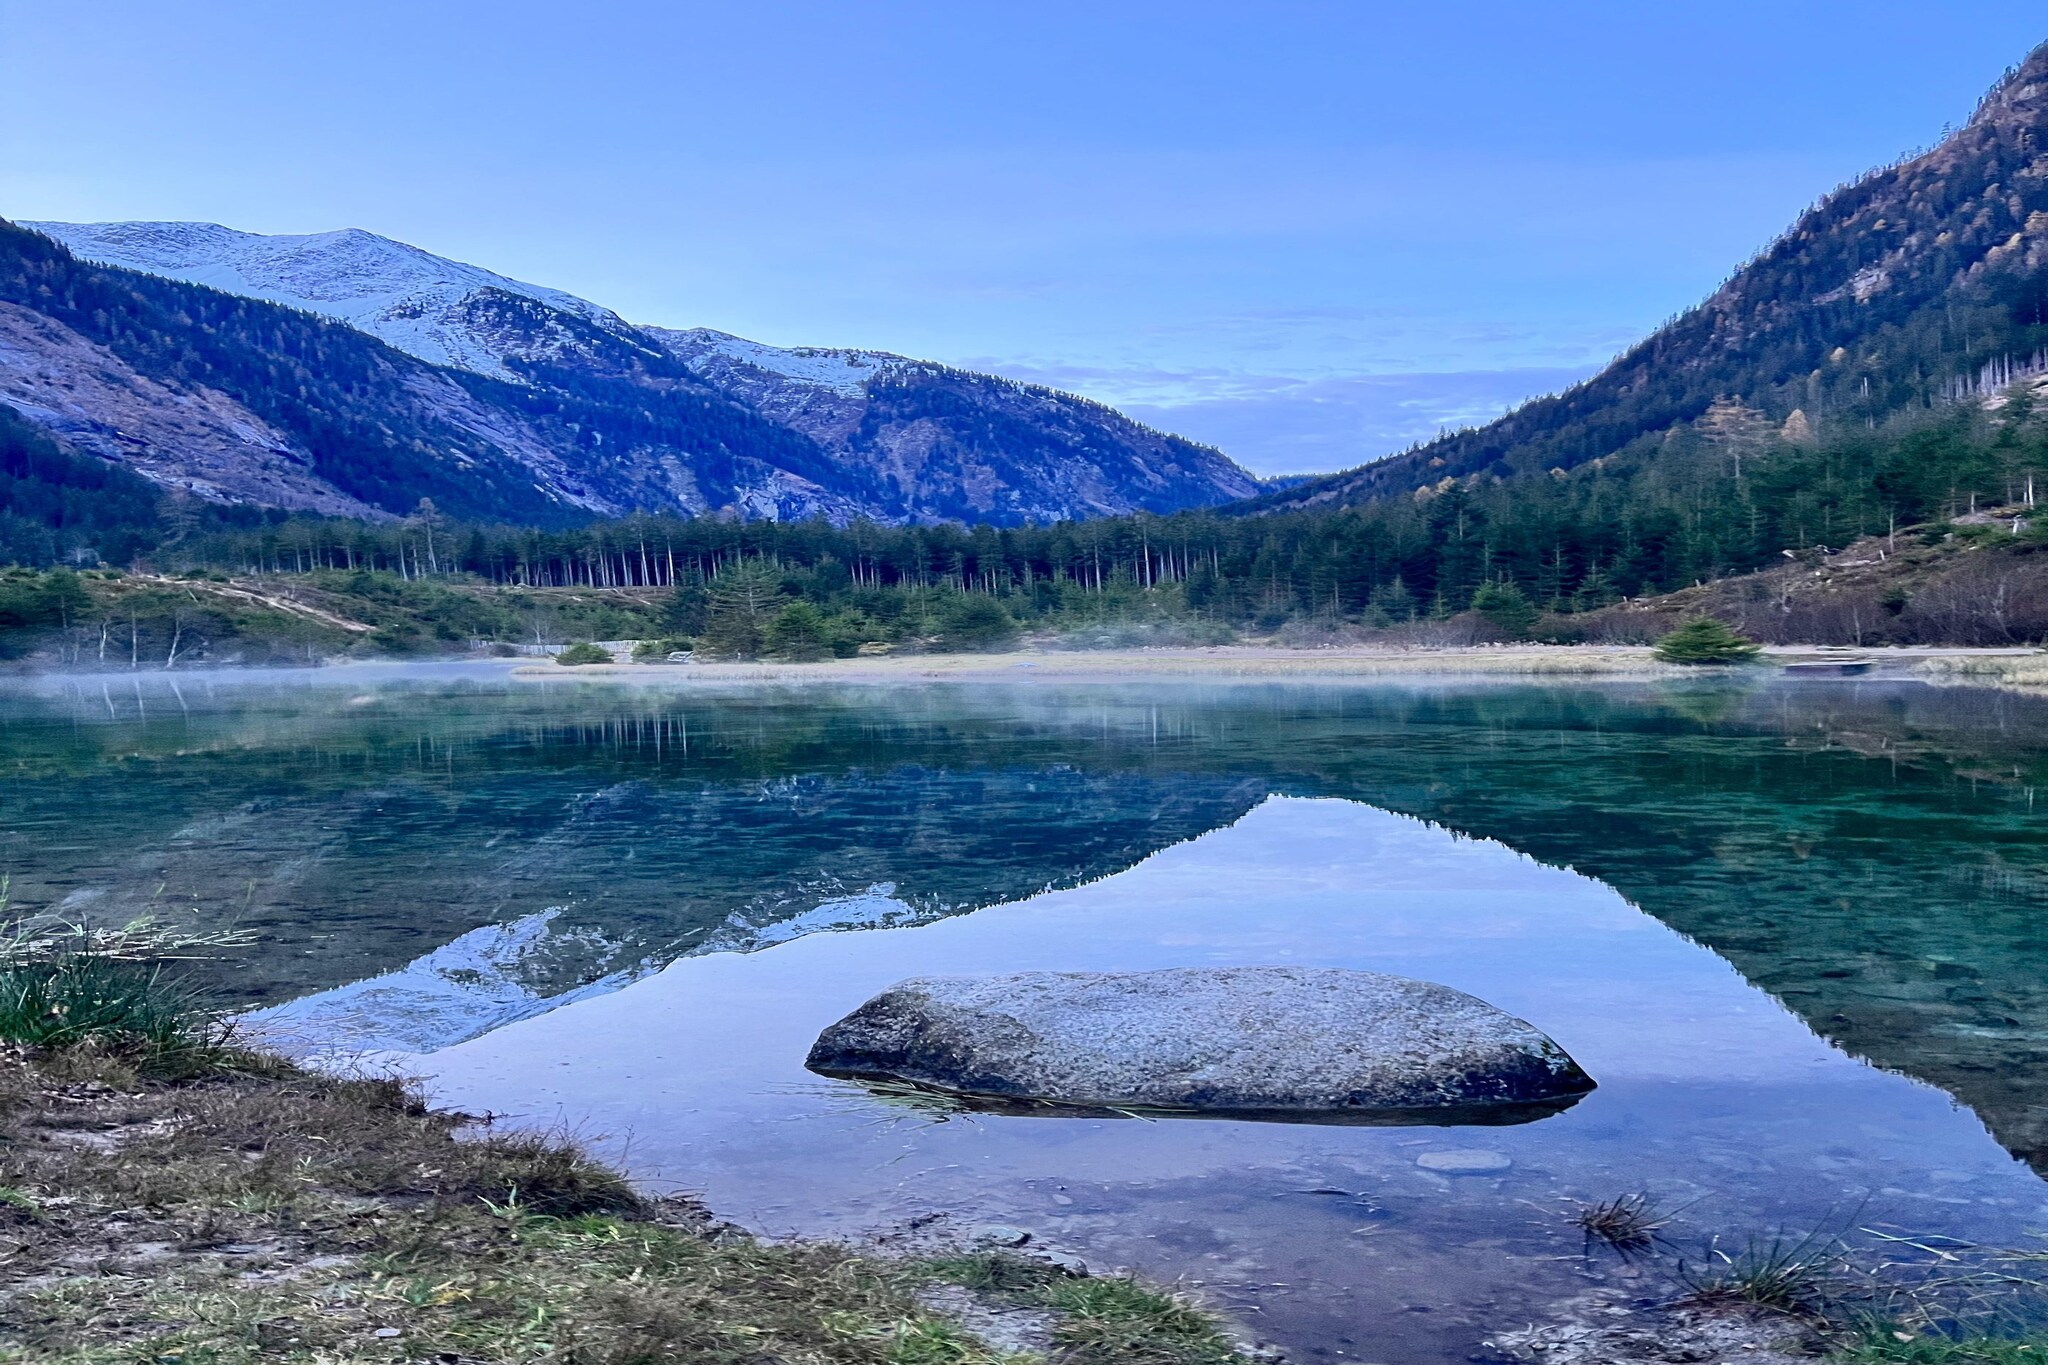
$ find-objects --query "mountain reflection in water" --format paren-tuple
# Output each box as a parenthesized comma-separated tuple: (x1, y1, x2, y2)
(2, 668, 2045, 1178)
(409, 797, 2048, 1365)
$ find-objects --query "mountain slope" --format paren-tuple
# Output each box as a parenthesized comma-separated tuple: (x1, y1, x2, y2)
(15, 220, 1255, 526)
(1265, 42, 2048, 512)
(648, 327, 1257, 521)
(0, 221, 582, 525)
(0, 221, 905, 526)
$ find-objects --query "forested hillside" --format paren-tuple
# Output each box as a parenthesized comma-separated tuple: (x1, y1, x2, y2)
(0, 404, 177, 567)
(0, 224, 591, 523)
(1265, 41, 2048, 512)
(4, 352, 2046, 665)
(0, 381, 2029, 669)
(150, 386, 2048, 621)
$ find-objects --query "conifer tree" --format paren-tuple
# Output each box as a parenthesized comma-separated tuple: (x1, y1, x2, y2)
(1654, 617, 1762, 664)
(698, 559, 784, 660)
(933, 594, 1018, 652)
(764, 600, 832, 661)
(1470, 581, 1538, 639)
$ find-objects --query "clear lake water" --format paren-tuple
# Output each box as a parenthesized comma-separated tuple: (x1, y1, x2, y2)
(4, 664, 2046, 1361)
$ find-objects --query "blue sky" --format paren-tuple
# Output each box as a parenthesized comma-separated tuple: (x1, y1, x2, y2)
(3, 3, 2043, 474)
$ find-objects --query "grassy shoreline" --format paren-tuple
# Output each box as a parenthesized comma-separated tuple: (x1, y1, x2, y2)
(5, 1041, 2044, 1365)
(6, 563, 2042, 681)
(517, 641, 1680, 684)
(0, 1043, 1264, 1364)
(0, 924, 1263, 1363)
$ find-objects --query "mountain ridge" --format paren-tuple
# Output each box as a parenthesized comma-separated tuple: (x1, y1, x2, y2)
(10, 219, 1255, 527)
(1258, 40, 2048, 513)
(20, 220, 644, 383)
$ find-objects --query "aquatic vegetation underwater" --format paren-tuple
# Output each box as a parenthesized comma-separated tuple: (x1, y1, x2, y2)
(1575, 1191, 1679, 1251)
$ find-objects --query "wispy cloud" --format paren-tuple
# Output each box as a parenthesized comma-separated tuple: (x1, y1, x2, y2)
(952, 305, 1641, 406)
(971, 362, 1600, 476)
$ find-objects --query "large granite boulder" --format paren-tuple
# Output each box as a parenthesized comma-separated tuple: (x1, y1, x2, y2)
(806, 966, 1594, 1121)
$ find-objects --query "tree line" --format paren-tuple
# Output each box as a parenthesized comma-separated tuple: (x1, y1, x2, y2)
(3, 380, 2046, 663)
(154, 396, 2045, 630)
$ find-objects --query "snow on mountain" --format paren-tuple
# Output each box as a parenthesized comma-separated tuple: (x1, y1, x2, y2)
(648, 327, 903, 397)
(11, 219, 1260, 525)
(22, 221, 633, 382)
(28, 222, 918, 401)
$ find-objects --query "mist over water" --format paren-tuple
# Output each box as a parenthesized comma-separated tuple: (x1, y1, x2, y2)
(5, 667, 2047, 1359)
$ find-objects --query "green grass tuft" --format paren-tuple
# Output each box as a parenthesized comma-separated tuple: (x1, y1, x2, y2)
(1680, 1227, 1843, 1312)
(1684, 1261, 1832, 1313)
(922, 1250, 1249, 1364)
(0, 955, 230, 1075)
(1831, 1326, 2048, 1362)
(1042, 1277, 1247, 1364)
(924, 1249, 1072, 1294)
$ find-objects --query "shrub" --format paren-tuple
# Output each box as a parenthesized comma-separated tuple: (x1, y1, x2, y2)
(932, 595, 1019, 653)
(555, 642, 614, 666)
(631, 637, 691, 662)
(824, 613, 875, 657)
(1654, 617, 1762, 664)
(1053, 617, 1236, 650)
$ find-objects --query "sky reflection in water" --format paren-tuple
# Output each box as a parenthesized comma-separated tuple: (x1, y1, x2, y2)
(410, 797, 2045, 1363)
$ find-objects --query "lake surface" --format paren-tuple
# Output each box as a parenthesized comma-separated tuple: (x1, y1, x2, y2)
(4, 665, 2047, 1361)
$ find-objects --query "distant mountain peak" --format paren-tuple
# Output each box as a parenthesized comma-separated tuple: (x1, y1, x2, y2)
(23, 219, 629, 381)
(648, 326, 907, 398)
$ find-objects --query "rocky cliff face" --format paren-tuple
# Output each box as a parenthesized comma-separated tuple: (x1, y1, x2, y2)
(1262, 42, 2048, 512)
(10, 221, 1254, 525)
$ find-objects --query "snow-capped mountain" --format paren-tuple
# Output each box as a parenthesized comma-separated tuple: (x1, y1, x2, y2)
(23, 221, 642, 383)
(2, 218, 1257, 525)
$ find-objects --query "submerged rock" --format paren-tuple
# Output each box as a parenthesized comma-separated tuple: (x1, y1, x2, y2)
(1415, 1148, 1514, 1174)
(805, 967, 1594, 1121)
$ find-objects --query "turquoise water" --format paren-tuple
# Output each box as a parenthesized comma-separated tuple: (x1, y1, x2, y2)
(4, 665, 2046, 1360)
